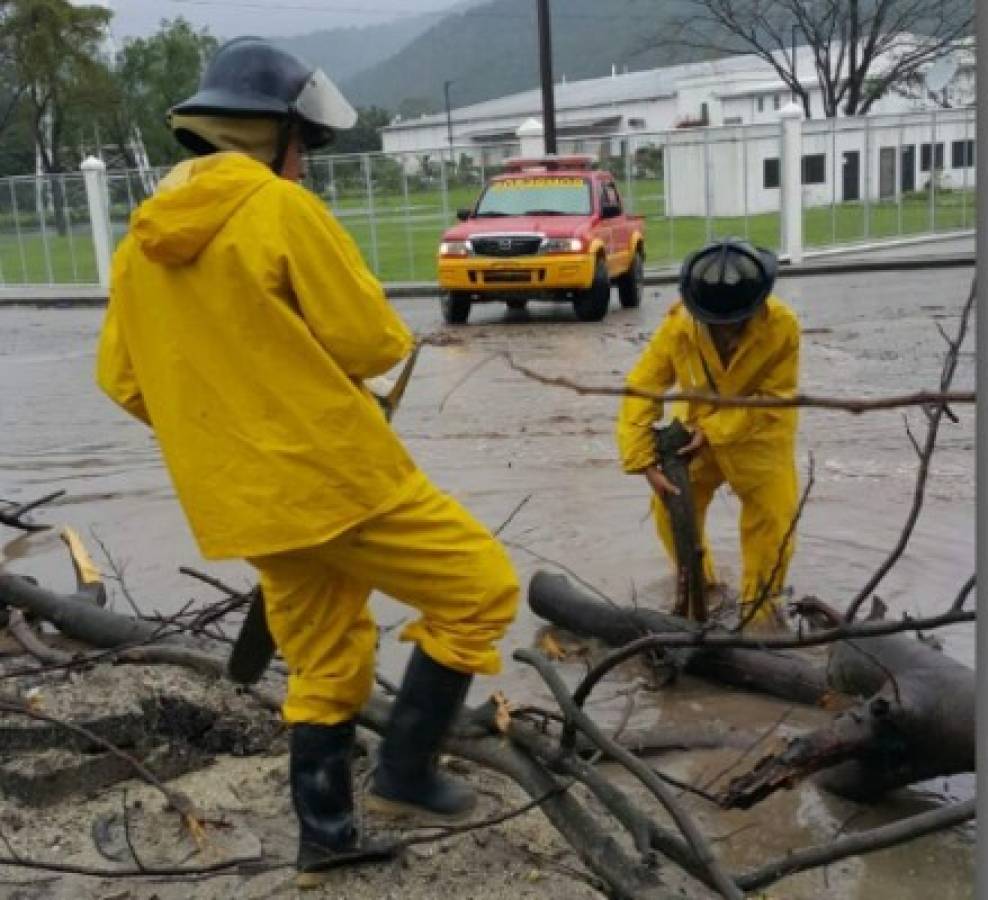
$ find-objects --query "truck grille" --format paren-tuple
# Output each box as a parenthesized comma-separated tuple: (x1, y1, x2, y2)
(470, 235, 543, 257)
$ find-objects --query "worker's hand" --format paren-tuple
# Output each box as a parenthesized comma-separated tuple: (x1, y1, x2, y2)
(678, 427, 707, 457)
(645, 465, 680, 498)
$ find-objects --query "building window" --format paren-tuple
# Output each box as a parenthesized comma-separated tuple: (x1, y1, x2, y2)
(628, 117, 645, 129)
(951, 139, 975, 168)
(773, 94, 782, 111)
(920, 142, 945, 171)
(801, 153, 826, 185)
(724, 116, 742, 125)
(763, 158, 781, 189)
(700, 102, 709, 124)
(757, 96, 765, 112)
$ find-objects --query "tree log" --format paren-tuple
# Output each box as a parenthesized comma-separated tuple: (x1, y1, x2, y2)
(722, 630, 974, 806)
(529, 571, 829, 705)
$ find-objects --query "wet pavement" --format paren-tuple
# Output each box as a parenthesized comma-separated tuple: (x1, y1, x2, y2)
(0, 265, 976, 898)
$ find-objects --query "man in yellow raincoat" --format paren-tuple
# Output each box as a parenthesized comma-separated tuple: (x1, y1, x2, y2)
(616, 239, 800, 629)
(96, 37, 518, 887)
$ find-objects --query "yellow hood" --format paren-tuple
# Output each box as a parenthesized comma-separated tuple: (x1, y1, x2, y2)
(131, 153, 276, 266)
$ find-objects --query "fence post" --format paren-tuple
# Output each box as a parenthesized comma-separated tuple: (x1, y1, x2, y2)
(81, 156, 112, 291)
(779, 102, 804, 263)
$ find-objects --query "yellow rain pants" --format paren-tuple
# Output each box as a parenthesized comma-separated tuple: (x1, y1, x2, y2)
(248, 471, 520, 725)
(616, 297, 801, 626)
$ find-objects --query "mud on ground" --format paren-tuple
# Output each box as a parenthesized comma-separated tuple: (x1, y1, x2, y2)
(0, 266, 977, 897)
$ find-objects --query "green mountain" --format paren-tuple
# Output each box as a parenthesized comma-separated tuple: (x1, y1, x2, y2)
(342, 0, 708, 113)
(276, 15, 439, 86)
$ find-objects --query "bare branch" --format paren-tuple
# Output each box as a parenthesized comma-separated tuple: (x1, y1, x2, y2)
(515, 648, 744, 900)
(502, 354, 974, 414)
(845, 280, 975, 621)
(736, 799, 975, 892)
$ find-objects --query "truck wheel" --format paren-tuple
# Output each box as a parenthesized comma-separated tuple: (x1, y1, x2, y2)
(442, 292, 471, 325)
(573, 257, 611, 322)
(506, 299, 528, 311)
(617, 249, 644, 309)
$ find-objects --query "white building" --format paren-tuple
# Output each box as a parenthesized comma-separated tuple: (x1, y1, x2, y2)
(381, 38, 976, 217)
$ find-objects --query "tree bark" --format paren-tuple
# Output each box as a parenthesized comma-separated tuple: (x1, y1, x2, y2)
(529, 571, 829, 705)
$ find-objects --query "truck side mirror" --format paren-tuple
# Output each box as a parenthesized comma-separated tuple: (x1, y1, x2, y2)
(456, 208, 472, 221)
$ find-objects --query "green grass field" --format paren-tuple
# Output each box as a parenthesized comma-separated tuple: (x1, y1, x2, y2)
(0, 180, 974, 286)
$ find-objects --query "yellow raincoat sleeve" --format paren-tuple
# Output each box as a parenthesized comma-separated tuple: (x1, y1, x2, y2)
(280, 188, 414, 379)
(616, 315, 676, 473)
(699, 314, 800, 447)
(96, 279, 151, 427)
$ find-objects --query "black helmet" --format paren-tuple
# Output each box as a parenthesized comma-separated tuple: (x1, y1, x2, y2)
(679, 239, 778, 324)
(169, 36, 357, 153)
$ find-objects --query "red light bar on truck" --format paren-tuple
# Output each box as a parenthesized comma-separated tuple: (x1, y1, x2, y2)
(503, 154, 595, 173)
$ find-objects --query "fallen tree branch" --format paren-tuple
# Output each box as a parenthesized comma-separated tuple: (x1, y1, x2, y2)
(735, 799, 975, 892)
(5, 610, 72, 667)
(502, 354, 975, 414)
(515, 648, 743, 900)
(0, 491, 64, 533)
(844, 281, 975, 622)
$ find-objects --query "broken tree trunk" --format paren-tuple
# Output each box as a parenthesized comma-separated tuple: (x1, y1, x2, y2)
(720, 625, 974, 806)
(529, 570, 829, 705)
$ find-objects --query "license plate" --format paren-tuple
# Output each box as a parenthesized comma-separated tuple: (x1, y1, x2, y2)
(484, 271, 531, 284)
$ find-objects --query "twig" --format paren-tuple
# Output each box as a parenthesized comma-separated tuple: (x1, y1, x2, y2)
(0, 490, 64, 532)
(5, 610, 72, 666)
(0, 693, 202, 826)
(903, 413, 924, 458)
(504, 541, 614, 605)
(438, 353, 500, 412)
(178, 567, 248, 600)
(950, 574, 976, 613)
(845, 281, 976, 622)
(121, 791, 147, 872)
(736, 799, 976, 892)
(736, 454, 815, 631)
(515, 649, 743, 900)
(494, 494, 533, 537)
(92, 531, 143, 618)
(502, 354, 975, 413)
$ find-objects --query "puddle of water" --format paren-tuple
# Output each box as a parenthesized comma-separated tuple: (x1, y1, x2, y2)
(0, 267, 975, 897)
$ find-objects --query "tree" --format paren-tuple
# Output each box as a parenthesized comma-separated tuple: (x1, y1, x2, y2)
(330, 105, 391, 154)
(659, 0, 973, 117)
(111, 18, 217, 167)
(0, 0, 112, 175)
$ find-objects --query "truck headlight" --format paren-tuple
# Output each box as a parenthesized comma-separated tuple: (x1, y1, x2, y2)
(439, 241, 471, 257)
(540, 237, 584, 254)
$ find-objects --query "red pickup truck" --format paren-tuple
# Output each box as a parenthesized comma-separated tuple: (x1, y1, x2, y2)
(436, 155, 646, 324)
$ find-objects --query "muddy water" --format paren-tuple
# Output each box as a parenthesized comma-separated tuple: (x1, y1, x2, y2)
(0, 266, 975, 898)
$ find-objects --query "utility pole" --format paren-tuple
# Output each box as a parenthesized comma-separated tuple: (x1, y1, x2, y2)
(536, 0, 558, 154)
(443, 80, 455, 162)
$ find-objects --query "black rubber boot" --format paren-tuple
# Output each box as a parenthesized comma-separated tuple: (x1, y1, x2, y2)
(368, 646, 477, 819)
(291, 721, 393, 889)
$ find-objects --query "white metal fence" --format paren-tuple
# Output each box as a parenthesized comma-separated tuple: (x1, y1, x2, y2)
(0, 108, 975, 291)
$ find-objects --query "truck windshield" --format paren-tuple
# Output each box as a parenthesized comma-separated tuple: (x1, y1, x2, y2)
(475, 177, 592, 216)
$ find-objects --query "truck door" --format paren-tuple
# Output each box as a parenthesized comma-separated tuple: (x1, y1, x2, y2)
(602, 181, 629, 277)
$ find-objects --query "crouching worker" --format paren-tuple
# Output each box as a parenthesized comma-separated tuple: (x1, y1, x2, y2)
(95, 37, 519, 888)
(616, 239, 800, 629)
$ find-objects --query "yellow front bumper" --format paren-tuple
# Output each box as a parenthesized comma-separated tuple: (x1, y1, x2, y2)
(437, 253, 596, 294)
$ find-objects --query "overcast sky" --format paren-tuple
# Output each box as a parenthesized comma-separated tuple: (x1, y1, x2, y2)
(105, 0, 465, 40)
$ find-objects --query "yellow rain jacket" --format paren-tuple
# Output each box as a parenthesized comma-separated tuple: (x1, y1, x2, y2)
(97, 152, 417, 560)
(616, 297, 801, 612)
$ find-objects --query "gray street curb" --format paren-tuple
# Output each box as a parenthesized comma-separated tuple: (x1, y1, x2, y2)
(0, 251, 975, 307)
